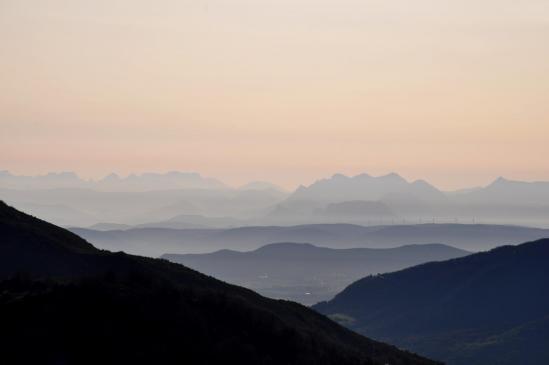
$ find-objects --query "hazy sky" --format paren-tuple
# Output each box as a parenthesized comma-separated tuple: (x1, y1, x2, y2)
(1, 0, 548, 190)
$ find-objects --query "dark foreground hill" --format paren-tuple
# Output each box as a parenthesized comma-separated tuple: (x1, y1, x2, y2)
(314, 238, 549, 365)
(163, 243, 469, 305)
(0, 201, 437, 365)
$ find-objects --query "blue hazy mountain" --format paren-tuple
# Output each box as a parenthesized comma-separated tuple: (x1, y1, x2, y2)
(72, 223, 549, 257)
(163, 242, 470, 305)
(314, 238, 549, 365)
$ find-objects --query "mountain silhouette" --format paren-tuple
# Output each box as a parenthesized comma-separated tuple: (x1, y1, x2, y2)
(314, 238, 549, 364)
(287, 173, 444, 203)
(0, 170, 227, 191)
(4, 171, 549, 228)
(163, 242, 469, 304)
(72, 222, 549, 257)
(458, 176, 549, 205)
(0, 201, 438, 365)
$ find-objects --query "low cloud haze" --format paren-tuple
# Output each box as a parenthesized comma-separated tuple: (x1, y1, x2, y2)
(2, 170, 549, 229)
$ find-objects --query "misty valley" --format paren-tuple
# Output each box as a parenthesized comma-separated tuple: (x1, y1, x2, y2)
(3, 2, 548, 363)
(162, 242, 470, 305)
(1, 171, 549, 364)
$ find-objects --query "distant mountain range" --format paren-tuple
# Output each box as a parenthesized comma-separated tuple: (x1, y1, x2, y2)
(72, 223, 549, 257)
(0, 185, 287, 227)
(3, 170, 549, 228)
(458, 176, 549, 205)
(163, 242, 470, 305)
(0, 170, 287, 193)
(0, 201, 438, 365)
(268, 173, 549, 226)
(288, 173, 444, 203)
(0, 170, 227, 191)
(314, 238, 549, 365)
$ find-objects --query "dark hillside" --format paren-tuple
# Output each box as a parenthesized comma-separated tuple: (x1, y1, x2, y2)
(0, 201, 438, 365)
(315, 238, 549, 364)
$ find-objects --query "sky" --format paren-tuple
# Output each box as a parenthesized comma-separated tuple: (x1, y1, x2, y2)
(1, 0, 548, 190)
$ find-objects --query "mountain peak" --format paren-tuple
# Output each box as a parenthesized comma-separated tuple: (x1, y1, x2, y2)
(102, 173, 120, 181)
(487, 176, 520, 188)
(494, 176, 510, 184)
(379, 172, 405, 182)
(288, 172, 440, 203)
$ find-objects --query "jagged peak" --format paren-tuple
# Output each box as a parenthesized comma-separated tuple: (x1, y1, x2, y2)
(378, 172, 406, 182)
(488, 176, 514, 187)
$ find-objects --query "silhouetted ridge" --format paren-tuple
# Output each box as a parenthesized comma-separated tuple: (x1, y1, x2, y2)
(314, 238, 549, 364)
(0, 201, 438, 365)
(0, 200, 96, 253)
